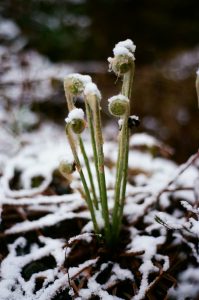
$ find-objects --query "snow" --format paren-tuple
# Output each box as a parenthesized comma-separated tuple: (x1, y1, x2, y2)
(0, 19, 83, 105)
(65, 108, 84, 123)
(112, 39, 136, 61)
(130, 133, 160, 148)
(68, 232, 93, 244)
(65, 73, 91, 85)
(77, 264, 129, 300)
(108, 94, 129, 103)
(181, 200, 199, 214)
(155, 212, 185, 230)
(169, 266, 199, 299)
(0, 236, 65, 300)
(0, 193, 82, 206)
(176, 165, 199, 187)
(128, 235, 165, 259)
(69, 258, 99, 278)
(84, 82, 102, 99)
(5, 209, 85, 234)
(110, 263, 134, 281)
(115, 39, 136, 53)
(118, 118, 124, 129)
(0, 113, 198, 299)
(185, 217, 199, 236)
(1, 20, 199, 299)
(0, 18, 20, 39)
(113, 46, 130, 56)
(127, 234, 169, 300)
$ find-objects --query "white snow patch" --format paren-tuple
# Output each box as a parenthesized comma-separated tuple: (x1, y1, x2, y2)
(65, 108, 84, 123)
(113, 39, 136, 59)
(130, 133, 160, 148)
(0, 18, 20, 39)
(65, 73, 91, 85)
(108, 94, 129, 103)
(68, 232, 93, 244)
(84, 82, 101, 99)
(113, 46, 130, 56)
(115, 39, 136, 53)
(169, 266, 199, 299)
(181, 200, 199, 215)
(126, 234, 169, 300)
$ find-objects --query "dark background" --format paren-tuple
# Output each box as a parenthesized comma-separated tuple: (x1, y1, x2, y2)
(0, 0, 199, 162)
(1, 0, 199, 62)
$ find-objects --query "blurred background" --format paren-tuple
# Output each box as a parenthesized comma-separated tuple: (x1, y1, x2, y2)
(0, 0, 198, 163)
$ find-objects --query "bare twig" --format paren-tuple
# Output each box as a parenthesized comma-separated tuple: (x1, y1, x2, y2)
(157, 150, 199, 201)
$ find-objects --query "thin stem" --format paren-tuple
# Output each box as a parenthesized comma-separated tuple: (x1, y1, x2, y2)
(120, 127, 130, 209)
(78, 136, 98, 209)
(66, 126, 99, 234)
(112, 63, 135, 243)
(93, 98, 111, 242)
(122, 62, 135, 98)
(115, 128, 130, 239)
(111, 112, 129, 241)
(115, 66, 134, 236)
(64, 91, 75, 111)
(64, 91, 99, 210)
(85, 102, 101, 202)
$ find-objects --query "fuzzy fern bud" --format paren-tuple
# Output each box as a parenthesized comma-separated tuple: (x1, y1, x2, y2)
(108, 55, 133, 76)
(108, 39, 136, 76)
(71, 119, 86, 134)
(59, 160, 75, 178)
(65, 108, 86, 134)
(64, 74, 91, 96)
(108, 94, 129, 117)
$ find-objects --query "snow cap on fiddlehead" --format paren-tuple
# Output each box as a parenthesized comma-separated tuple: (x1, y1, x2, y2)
(64, 73, 91, 96)
(108, 39, 136, 76)
(65, 108, 86, 134)
(84, 82, 101, 110)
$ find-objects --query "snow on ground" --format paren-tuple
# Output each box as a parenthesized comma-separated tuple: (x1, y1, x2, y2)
(0, 116, 198, 299)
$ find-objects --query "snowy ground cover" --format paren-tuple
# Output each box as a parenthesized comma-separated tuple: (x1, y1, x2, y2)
(0, 116, 198, 299)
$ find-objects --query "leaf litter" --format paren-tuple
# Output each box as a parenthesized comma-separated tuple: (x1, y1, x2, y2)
(0, 118, 199, 300)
